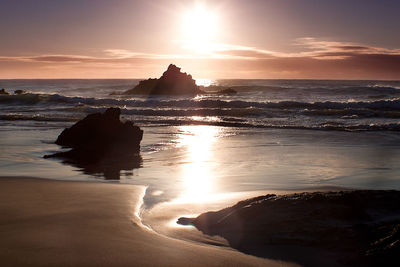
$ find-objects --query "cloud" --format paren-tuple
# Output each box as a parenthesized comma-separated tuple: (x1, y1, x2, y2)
(0, 54, 103, 63)
(293, 37, 400, 59)
(175, 38, 400, 64)
(0, 38, 399, 79)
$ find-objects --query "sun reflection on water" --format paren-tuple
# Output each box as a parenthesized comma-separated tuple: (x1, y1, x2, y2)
(175, 125, 221, 203)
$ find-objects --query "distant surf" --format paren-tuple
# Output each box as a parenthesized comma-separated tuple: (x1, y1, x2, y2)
(1, 80, 400, 131)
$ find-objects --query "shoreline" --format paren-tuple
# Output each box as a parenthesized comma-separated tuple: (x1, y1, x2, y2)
(2, 176, 353, 248)
(141, 186, 351, 247)
(0, 176, 294, 267)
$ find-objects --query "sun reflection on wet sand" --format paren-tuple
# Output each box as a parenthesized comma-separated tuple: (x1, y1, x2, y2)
(174, 125, 221, 203)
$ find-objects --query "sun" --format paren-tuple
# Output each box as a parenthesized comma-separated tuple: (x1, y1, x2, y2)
(180, 3, 219, 53)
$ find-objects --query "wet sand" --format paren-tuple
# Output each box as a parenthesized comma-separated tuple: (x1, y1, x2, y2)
(0, 177, 296, 267)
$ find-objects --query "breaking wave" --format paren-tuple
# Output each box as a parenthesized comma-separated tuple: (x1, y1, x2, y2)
(2, 90, 400, 131)
(2, 93, 400, 111)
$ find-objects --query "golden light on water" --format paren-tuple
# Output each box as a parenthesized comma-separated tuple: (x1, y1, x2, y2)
(175, 125, 221, 203)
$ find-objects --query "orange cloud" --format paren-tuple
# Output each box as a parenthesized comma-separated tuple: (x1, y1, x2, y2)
(0, 38, 399, 79)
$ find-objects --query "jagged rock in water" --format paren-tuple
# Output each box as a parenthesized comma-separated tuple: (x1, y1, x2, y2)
(123, 78, 159, 95)
(0, 88, 9, 95)
(179, 190, 400, 266)
(44, 107, 143, 179)
(122, 64, 204, 95)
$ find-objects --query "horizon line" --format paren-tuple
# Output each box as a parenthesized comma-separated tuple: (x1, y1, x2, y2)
(0, 78, 399, 82)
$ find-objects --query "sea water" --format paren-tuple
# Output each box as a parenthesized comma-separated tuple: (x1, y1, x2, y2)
(1, 79, 400, 210)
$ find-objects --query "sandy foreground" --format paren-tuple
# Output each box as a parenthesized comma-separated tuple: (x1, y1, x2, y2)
(0, 177, 297, 267)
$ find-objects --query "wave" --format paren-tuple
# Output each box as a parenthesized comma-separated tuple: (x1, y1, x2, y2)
(81, 106, 400, 120)
(2, 93, 400, 131)
(210, 85, 400, 94)
(2, 111, 400, 132)
(2, 92, 400, 111)
(0, 114, 79, 122)
(129, 119, 400, 132)
(83, 106, 265, 118)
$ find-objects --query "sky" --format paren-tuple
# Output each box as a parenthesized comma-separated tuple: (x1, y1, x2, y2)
(0, 0, 399, 79)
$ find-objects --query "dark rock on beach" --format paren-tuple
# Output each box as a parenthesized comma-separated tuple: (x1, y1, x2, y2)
(0, 88, 9, 95)
(180, 190, 400, 266)
(44, 107, 143, 179)
(122, 64, 204, 96)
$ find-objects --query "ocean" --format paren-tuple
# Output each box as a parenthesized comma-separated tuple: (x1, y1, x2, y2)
(1, 79, 400, 211)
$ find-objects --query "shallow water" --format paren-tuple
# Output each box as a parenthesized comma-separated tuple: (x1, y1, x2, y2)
(1, 123, 400, 206)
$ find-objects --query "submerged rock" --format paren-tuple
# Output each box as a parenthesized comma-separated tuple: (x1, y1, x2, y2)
(198, 85, 237, 95)
(122, 64, 204, 95)
(216, 88, 237, 94)
(180, 190, 400, 266)
(0, 88, 9, 95)
(44, 107, 143, 179)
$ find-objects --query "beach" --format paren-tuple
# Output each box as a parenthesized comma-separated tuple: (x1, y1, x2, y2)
(1, 79, 400, 266)
(0, 177, 295, 267)
(2, 0, 400, 265)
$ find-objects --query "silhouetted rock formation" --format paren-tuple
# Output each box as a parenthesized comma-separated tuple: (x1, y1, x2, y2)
(180, 190, 400, 267)
(0, 89, 9, 95)
(14, 89, 26, 95)
(122, 64, 204, 95)
(44, 107, 143, 179)
(122, 79, 159, 95)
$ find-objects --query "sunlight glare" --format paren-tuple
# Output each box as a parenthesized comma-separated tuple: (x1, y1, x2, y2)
(195, 78, 213, 87)
(181, 3, 219, 53)
(175, 126, 221, 203)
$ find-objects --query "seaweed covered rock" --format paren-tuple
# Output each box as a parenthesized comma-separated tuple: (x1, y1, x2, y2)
(122, 64, 204, 95)
(44, 108, 143, 179)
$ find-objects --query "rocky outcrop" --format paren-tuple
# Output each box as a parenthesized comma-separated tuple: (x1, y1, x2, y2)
(122, 79, 159, 95)
(122, 64, 204, 95)
(14, 90, 26, 95)
(179, 190, 400, 266)
(44, 107, 143, 179)
(0, 89, 9, 95)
